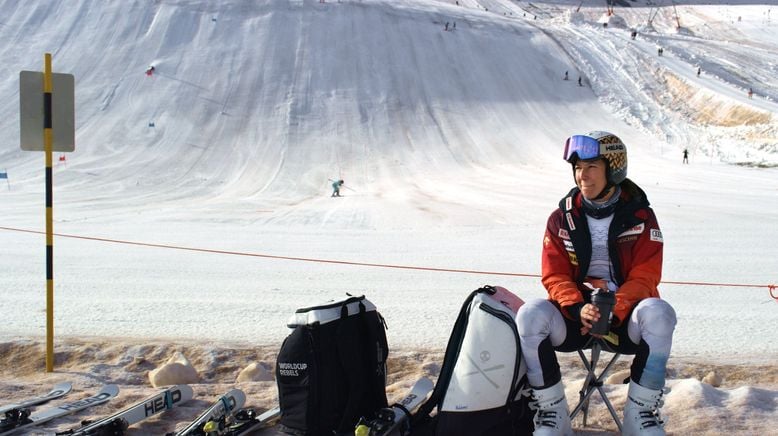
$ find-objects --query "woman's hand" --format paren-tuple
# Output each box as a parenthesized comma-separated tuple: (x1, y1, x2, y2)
(579, 303, 602, 337)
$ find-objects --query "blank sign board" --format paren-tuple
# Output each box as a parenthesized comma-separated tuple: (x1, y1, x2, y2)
(19, 70, 75, 152)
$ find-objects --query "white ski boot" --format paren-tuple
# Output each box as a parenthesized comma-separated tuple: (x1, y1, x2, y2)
(528, 381, 573, 436)
(623, 380, 667, 435)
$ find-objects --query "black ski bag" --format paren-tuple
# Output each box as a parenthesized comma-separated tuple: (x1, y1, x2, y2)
(276, 295, 389, 436)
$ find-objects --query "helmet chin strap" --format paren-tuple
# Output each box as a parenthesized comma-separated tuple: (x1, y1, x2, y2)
(591, 182, 614, 202)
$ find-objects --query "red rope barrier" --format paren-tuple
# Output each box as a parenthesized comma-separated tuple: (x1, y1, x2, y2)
(1, 226, 775, 296)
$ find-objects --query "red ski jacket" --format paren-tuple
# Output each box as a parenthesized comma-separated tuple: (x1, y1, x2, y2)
(541, 181, 663, 325)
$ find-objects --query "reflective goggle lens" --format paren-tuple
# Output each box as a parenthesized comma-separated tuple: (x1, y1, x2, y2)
(563, 135, 601, 162)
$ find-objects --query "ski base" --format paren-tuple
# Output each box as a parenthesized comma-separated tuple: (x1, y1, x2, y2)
(58, 384, 192, 436)
(0, 382, 73, 415)
(0, 385, 119, 435)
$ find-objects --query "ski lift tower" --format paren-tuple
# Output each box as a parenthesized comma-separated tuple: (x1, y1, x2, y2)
(646, 0, 664, 27)
(671, 0, 682, 29)
(576, 0, 584, 13)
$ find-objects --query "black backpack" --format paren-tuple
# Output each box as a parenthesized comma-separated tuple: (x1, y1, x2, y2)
(411, 286, 533, 436)
(276, 295, 389, 436)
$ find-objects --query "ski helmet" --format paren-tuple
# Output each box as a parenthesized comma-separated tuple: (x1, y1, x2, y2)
(563, 131, 627, 186)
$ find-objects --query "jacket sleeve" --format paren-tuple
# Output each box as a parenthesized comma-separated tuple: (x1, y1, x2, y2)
(613, 210, 663, 324)
(541, 211, 583, 319)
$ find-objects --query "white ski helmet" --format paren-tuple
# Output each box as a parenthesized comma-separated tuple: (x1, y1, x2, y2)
(563, 131, 628, 186)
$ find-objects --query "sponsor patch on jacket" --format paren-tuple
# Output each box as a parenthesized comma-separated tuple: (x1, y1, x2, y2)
(543, 235, 551, 247)
(568, 252, 578, 266)
(565, 212, 576, 231)
(563, 240, 575, 252)
(618, 223, 644, 237)
(650, 228, 663, 243)
(558, 228, 569, 239)
(565, 197, 573, 211)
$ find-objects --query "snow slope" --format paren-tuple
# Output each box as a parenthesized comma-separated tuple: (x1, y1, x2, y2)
(0, 0, 776, 359)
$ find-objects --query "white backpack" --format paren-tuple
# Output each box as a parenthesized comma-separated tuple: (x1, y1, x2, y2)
(411, 286, 533, 436)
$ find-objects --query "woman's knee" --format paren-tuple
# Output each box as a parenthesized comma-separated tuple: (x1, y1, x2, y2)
(516, 299, 559, 335)
(632, 298, 676, 338)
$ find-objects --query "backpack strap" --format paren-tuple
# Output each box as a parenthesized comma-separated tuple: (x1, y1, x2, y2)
(411, 286, 494, 425)
(336, 299, 371, 433)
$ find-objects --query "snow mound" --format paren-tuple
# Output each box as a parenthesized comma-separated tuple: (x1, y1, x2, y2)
(236, 362, 274, 382)
(148, 351, 200, 387)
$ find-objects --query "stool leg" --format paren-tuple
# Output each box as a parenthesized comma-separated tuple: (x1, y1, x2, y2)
(583, 343, 601, 426)
(569, 342, 624, 433)
(570, 343, 601, 426)
(595, 353, 623, 432)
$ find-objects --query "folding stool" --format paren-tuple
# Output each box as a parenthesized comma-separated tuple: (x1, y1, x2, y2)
(569, 338, 624, 432)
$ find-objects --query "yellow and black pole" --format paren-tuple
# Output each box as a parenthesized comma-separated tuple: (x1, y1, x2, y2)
(44, 53, 54, 373)
(20, 54, 74, 372)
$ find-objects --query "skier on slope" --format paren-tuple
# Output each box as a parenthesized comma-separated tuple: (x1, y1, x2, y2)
(331, 179, 344, 197)
(516, 131, 676, 436)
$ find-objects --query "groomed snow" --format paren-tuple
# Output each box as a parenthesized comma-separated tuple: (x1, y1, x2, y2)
(0, 0, 776, 434)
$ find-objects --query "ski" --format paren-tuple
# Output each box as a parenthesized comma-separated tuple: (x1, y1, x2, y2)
(169, 388, 245, 436)
(0, 384, 119, 435)
(57, 384, 193, 436)
(221, 406, 281, 435)
(0, 382, 73, 414)
(356, 377, 434, 436)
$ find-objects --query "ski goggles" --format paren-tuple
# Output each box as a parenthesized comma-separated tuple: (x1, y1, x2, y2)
(563, 135, 601, 162)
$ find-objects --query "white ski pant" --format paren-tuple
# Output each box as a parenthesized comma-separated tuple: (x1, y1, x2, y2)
(516, 297, 676, 390)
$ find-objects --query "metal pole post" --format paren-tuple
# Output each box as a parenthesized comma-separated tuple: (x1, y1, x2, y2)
(44, 53, 54, 373)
